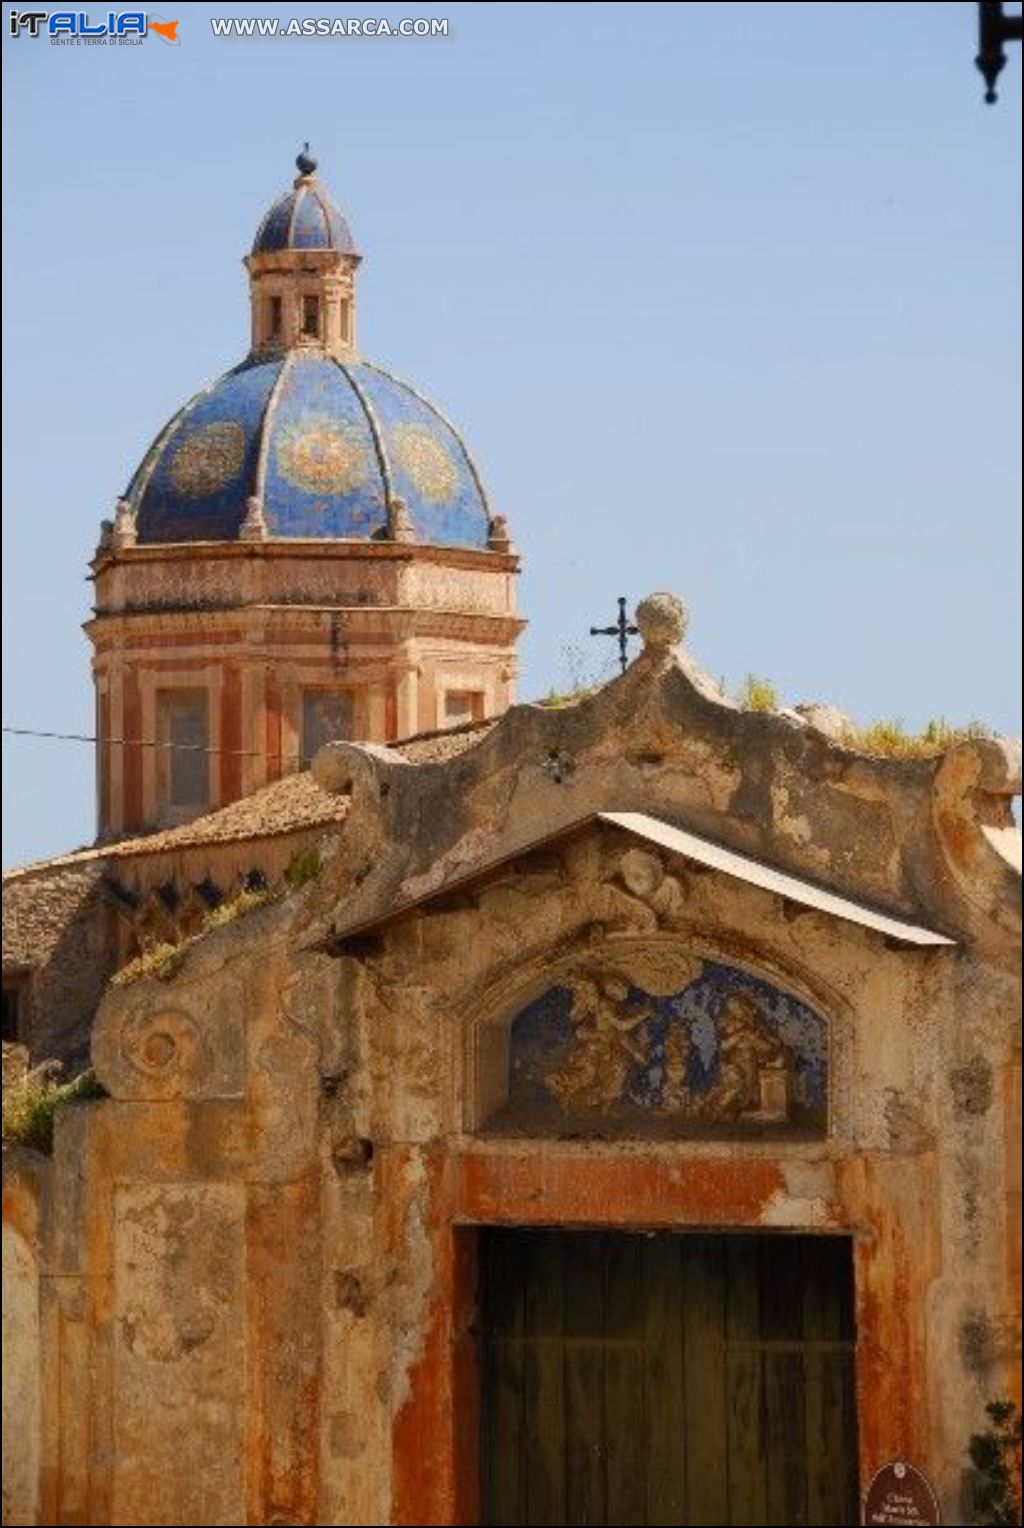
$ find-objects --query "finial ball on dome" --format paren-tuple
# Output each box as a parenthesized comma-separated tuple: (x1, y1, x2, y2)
(635, 591, 688, 651)
(296, 142, 317, 177)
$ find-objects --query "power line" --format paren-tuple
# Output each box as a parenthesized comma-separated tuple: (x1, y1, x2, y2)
(2, 725, 303, 761)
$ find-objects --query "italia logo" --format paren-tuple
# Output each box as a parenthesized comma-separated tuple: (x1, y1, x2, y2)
(8, 11, 179, 41)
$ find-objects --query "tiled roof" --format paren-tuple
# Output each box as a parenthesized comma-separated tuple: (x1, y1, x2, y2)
(112, 769, 351, 858)
(3, 863, 106, 970)
(2, 720, 495, 887)
(3, 773, 346, 887)
(2, 724, 495, 973)
(396, 718, 496, 763)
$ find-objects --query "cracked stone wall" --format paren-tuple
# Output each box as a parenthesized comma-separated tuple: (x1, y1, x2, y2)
(2, 600, 1019, 1526)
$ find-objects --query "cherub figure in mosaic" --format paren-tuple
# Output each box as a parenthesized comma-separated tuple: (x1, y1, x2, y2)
(658, 1018, 694, 1112)
(546, 971, 654, 1113)
(701, 992, 790, 1122)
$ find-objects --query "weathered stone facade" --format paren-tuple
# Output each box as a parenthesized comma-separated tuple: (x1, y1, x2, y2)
(3, 603, 1020, 1525)
(3, 150, 1020, 1528)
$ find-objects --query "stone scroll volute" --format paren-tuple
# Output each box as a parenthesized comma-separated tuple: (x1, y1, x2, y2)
(92, 977, 247, 1102)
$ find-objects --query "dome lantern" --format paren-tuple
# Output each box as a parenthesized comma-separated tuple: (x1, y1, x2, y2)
(245, 147, 361, 358)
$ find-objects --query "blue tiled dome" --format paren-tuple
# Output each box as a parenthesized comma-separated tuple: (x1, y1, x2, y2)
(252, 178, 356, 255)
(128, 354, 492, 548)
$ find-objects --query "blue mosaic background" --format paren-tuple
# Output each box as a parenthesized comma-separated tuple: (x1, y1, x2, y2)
(252, 183, 355, 254)
(506, 960, 828, 1133)
(129, 355, 491, 547)
(133, 357, 281, 543)
(355, 361, 492, 547)
(263, 358, 386, 537)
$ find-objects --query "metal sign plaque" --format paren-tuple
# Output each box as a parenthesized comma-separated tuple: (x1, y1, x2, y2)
(863, 1461, 941, 1526)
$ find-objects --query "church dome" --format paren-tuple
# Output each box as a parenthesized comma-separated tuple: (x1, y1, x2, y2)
(251, 142, 356, 255)
(128, 353, 492, 547)
(252, 180, 355, 255)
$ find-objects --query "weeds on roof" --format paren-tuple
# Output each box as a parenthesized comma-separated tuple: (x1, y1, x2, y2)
(537, 685, 601, 708)
(841, 717, 991, 759)
(733, 671, 989, 758)
(111, 886, 283, 987)
(737, 674, 779, 712)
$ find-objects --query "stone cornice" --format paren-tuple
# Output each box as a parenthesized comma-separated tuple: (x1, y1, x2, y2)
(85, 605, 527, 645)
(91, 539, 520, 579)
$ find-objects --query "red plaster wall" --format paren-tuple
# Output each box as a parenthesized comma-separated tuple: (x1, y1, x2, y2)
(122, 669, 143, 832)
(220, 665, 242, 806)
(389, 1145, 940, 1528)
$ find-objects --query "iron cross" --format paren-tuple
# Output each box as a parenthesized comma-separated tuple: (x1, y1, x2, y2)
(590, 596, 639, 674)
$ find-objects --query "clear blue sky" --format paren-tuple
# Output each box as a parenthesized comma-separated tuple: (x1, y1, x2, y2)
(2, 2, 1020, 868)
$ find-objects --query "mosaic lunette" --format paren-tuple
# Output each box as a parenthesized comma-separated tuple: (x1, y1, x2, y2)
(500, 959, 828, 1137)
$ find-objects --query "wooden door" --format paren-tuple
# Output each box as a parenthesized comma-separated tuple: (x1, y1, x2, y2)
(479, 1229, 858, 1527)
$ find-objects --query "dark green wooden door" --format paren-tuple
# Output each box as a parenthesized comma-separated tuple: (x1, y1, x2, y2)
(479, 1230, 858, 1527)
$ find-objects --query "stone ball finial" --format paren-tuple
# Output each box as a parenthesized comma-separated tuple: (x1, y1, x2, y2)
(296, 141, 317, 177)
(635, 591, 688, 651)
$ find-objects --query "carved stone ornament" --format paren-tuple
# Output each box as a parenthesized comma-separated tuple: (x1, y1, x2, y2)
(92, 980, 247, 1101)
(487, 512, 515, 553)
(111, 498, 138, 551)
(238, 494, 269, 542)
(616, 847, 686, 925)
(386, 495, 416, 543)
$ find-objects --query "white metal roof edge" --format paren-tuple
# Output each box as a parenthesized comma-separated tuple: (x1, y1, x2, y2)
(598, 811, 955, 947)
(331, 809, 956, 948)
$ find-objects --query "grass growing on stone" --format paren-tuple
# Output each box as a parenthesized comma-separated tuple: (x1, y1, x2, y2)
(2, 1068, 105, 1154)
(110, 885, 284, 987)
(203, 884, 282, 931)
(733, 669, 989, 757)
(841, 717, 991, 759)
(109, 940, 187, 987)
(737, 674, 779, 712)
(538, 685, 601, 708)
(285, 847, 323, 887)
(108, 847, 322, 990)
